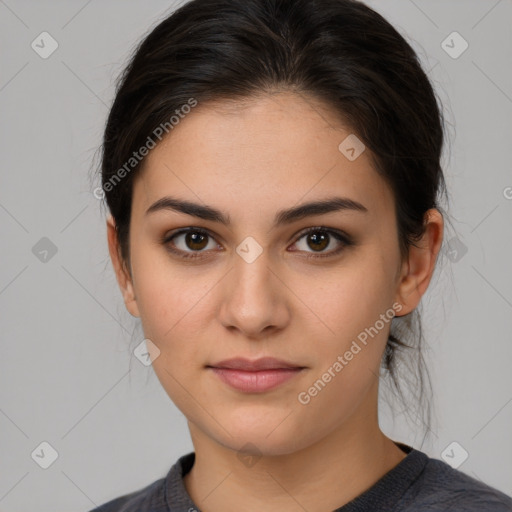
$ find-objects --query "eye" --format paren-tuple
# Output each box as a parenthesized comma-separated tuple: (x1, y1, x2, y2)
(162, 226, 353, 260)
(290, 227, 352, 258)
(162, 227, 221, 259)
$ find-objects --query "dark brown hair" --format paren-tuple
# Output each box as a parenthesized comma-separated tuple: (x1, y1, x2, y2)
(93, 0, 451, 434)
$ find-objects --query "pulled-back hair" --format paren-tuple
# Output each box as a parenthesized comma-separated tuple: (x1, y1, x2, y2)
(94, 0, 451, 436)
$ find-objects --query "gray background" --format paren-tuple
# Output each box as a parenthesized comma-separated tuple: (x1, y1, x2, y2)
(1, 0, 511, 510)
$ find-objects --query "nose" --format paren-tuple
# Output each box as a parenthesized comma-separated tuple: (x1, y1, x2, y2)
(218, 246, 290, 339)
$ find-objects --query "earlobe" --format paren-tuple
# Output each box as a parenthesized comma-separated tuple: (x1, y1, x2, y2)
(395, 209, 444, 315)
(106, 215, 140, 318)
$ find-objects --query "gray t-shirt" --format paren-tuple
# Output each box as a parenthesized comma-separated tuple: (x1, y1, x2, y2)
(90, 443, 512, 511)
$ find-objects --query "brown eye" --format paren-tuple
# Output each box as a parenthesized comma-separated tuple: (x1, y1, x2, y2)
(163, 228, 220, 259)
(184, 231, 209, 250)
(162, 226, 353, 261)
(291, 227, 353, 258)
(305, 231, 329, 251)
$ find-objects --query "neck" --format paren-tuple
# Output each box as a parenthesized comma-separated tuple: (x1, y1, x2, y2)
(183, 382, 407, 512)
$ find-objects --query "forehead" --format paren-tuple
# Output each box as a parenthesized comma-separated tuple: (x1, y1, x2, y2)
(132, 92, 393, 224)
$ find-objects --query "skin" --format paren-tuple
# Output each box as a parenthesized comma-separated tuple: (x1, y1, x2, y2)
(107, 91, 443, 512)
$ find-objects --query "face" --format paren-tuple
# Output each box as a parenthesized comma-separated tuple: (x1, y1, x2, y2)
(108, 92, 437, 457)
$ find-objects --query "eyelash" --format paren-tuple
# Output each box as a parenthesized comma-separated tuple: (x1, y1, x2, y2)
(161, 226, 353, 260)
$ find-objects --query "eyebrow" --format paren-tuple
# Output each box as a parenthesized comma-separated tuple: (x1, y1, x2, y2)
(145, 195, 368, 227)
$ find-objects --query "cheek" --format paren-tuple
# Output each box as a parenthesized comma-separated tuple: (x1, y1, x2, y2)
(293, 256, 395, 341)
(131, 259, 215, 416)
(292, 355, 380, 451)
(292, 265, 395, 422)
(291, 258, 396, 405)
(129, 245, 208, 350)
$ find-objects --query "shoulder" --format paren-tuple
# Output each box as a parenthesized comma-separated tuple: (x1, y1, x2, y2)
(87, 476, 167, 512)
(88, 451, 196, 512)
(400, 454, 512, 511)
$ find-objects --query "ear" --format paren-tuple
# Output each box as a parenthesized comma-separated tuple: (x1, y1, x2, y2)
(394, 209, 444, 315)
(106, 215, 140, 318)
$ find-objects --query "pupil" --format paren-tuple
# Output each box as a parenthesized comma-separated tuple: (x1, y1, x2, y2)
(187, 232, 207, 250)
(309, 232, 328, 251)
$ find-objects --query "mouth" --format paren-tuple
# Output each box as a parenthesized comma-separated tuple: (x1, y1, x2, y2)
(206, 357, 306, 393)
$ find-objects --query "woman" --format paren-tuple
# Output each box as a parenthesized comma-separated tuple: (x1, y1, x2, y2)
(91, 0, 512, 510)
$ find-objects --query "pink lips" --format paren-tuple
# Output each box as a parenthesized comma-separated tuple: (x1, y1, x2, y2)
(207, 357, 305, 393)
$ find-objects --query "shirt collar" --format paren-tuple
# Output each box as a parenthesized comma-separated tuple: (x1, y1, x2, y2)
(163, 443, 428, 512)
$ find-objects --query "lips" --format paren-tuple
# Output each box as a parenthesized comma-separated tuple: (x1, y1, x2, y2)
(207, 356, 304, 371)
(206, 357, 306, 393)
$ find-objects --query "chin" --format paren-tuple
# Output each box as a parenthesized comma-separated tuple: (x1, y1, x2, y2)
(220, 434, 305, 459)
(213, 416, 314, 458)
